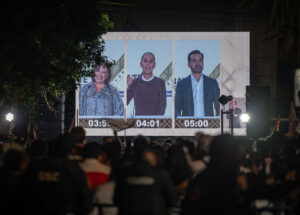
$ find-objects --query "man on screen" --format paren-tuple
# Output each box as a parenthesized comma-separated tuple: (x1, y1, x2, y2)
(127, 52, 166, 116)
(175, 50, 220, 118)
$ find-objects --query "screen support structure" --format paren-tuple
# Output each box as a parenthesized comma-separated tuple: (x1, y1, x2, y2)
(221, 108, 233, 135)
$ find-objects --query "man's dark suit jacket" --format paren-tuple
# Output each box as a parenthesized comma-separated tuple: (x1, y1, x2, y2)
(175, 74, 220, 117)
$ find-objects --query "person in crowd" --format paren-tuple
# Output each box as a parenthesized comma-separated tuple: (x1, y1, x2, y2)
(102, 140, 122, 166)
(181, 134, 248, 215)
(182, 135, 212, 177)
(115, 142, 176, 215)
(175, 50, 220, 118)
(123, 135, 151, 163)
(163, 138, 173, 152)
(70, 126, 86, 160)
(0, 122, 299, 214)
(127, 52, 166, 116)
(0, 148, 30, 214)
(80, 142, 111, 191)
(164, 141, 192, 200)
(70, 126, 86, 146)
(150, 144, 164, 166)
(24, 134, 93, 215)
(92, 178, 118, 215)
(28, 139, 49, 161)
(90, 140, 122, 215)
(79, 64, 124, 116)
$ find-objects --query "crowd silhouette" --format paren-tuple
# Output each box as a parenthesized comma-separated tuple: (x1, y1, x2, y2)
(0, 123, 299, 215)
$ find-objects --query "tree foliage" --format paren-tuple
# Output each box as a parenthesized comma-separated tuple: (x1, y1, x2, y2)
(0, 0, 113, 118)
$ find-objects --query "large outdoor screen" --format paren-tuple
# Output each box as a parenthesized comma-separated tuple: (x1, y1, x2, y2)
(76, 32, 249, 136)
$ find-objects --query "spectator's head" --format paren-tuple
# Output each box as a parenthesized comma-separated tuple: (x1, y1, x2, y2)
(103, 136, 112, 143)
(209, 134, 241, 169)
(163, 142, 172, 152)
(70, 126, 86, 144)
(102, 140, 122, 164)
(132, 135, 150, 155)
(30, 139, 48, 160)
(150, 145, 164, 166)
(53, 134, 76, 157)
(125, 135, 150, 162)
(82, 142, 103, 161)
(3, 149, 29, 174)
(164, 138, 173, 145)
(163, 138, 173, 151)
(140, 52, 156, 76)
(182, 139, 195, 158)
(188, 50, 204, 74)
(143, 147, 158, 166)
(93, 64, 111, 85)
(164, 143, 192, 186)
(194, 133, 213, 157)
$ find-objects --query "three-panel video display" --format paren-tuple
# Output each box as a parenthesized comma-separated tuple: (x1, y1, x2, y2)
(76, 32, 249, 136)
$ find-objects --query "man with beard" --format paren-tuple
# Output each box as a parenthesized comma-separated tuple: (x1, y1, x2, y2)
(175, 50, 220, 118)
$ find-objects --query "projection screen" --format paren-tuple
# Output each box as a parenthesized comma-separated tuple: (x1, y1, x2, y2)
(75, 32, 249, 136)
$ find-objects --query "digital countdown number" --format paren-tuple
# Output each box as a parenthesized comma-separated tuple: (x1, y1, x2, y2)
(183, 119, 209, 128)
(79, 118, 220, 128)
(133, 119, 171, 128)
(175, 118, 220, 128)
(79, 118, 172, 128)
(136, 120, 160, 128)
(87, 120, 109, 128)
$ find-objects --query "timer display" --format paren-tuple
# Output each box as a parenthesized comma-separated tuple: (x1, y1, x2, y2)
(136, 120, 160, 128)
(86, 120, 109, 128)
(175, 118, 220, 128)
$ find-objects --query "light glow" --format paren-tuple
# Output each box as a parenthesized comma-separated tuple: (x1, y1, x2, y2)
(5, 113, 14, 122)
(240, 113, 250, 123)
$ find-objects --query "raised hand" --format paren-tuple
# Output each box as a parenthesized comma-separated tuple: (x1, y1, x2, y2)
(127, 75, 134, 85)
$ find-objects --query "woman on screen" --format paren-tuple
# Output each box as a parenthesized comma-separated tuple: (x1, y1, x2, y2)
(79, 65, 124, 116)
(127, 52, 166, 116)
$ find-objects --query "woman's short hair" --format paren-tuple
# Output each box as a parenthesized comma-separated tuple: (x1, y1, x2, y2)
(141, 52, 155, 62)
(93, 65, 112, 85)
